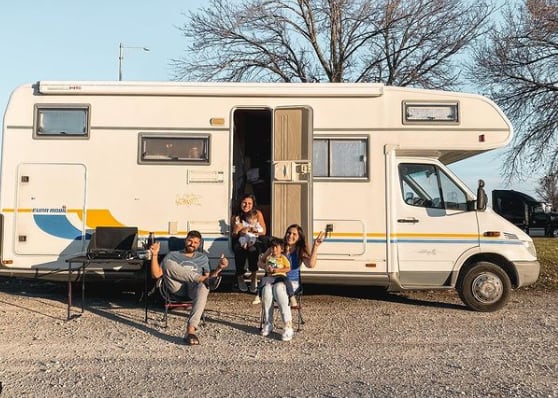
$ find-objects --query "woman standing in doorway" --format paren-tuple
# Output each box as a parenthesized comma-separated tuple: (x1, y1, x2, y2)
(231, 193, 267, 292)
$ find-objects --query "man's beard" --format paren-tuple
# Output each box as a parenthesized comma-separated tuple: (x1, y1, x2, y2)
(185, 245, 196, 253)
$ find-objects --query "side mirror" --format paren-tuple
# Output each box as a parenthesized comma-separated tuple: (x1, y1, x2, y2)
(476, 179, 487, 211)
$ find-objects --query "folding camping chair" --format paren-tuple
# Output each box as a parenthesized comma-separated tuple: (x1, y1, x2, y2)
(150, 236, 221, 328)
(155, 276, 193, 328)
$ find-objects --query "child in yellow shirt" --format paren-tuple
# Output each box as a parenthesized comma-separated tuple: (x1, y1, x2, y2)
(253, 238, 295, 304)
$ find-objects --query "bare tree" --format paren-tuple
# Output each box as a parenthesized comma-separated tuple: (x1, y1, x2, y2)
(172, 0, 494, 89)
(536, 172, 558, 209)
(470, 0, 558, 180)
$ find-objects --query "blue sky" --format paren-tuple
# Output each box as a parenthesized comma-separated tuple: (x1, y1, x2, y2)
(0, 1, 540, 200)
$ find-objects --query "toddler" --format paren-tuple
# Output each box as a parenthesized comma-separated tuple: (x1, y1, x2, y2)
(237, 209, 264, 251)
(253, 238, 295, 304)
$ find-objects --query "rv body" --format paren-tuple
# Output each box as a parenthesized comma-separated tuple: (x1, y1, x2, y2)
(0, 81, 539, 311)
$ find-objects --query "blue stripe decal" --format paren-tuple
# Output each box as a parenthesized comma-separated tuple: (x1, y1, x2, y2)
(393, 239, 477, 244)
(302, 237, 522, 246)
(154, 237, 230, 245)
(392, 239, 521, 245)
(322, 238, 385, 244)
(94, 235, 523, 247)
(34, 214, 83, 240)
(479, 239, 523, 245)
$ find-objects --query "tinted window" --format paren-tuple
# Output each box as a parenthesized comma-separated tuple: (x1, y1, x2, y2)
(35, 106, 89, 137)
(139, 134, 210, 164)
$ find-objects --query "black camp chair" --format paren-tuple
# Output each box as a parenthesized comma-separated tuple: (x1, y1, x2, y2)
(149, 236, 220, 327)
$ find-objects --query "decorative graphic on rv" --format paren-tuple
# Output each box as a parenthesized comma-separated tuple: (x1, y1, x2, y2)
(33, 214, 82, 239)
(32, 206, 67, 214)
(28, 208, 129, 240)
(175, 193, 201, 206)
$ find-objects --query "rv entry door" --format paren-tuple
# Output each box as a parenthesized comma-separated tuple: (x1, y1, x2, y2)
(271, 107, 313, 239)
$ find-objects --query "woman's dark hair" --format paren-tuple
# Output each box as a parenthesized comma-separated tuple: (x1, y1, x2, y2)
(235, 193, 258, 215)
(284, 224, 310, 259)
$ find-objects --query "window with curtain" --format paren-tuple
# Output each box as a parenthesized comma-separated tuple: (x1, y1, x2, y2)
(313, 137, 367, 179)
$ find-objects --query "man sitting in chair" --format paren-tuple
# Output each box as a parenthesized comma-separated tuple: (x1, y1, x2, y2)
(150, 230, 228, 345)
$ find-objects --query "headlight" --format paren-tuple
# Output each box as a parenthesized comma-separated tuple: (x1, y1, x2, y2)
(526, 241, 537, 257)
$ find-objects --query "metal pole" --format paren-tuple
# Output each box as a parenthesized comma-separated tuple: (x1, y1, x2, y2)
(118, 42, 123, 81)
(118, 43, 149, 81)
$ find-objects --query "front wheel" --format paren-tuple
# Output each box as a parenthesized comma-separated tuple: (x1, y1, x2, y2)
(457, 262, 511, 312)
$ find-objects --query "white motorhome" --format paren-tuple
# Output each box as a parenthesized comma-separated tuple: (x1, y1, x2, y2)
(0, 81, 540, 311)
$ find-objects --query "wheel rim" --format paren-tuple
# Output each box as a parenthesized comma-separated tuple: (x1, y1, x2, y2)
(471, 272, 503, 304)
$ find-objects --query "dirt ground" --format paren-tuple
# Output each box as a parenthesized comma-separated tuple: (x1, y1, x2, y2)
(0, 277, 557, 397)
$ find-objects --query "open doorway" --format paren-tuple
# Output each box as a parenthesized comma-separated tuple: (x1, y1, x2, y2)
(232, 109, 273, 232)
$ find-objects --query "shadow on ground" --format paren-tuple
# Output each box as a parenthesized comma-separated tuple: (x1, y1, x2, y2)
(0, 275, 466, 314)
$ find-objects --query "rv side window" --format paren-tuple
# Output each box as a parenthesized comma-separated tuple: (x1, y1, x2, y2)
(399, 163, 467, 210)
(313, 137, 367, 179)
(403, 102, 459, 124)
(139, 134, 209, 164)
(34, 106, 89, 138)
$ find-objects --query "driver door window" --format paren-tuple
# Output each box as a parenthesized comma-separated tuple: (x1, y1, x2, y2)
(399, 163, 467, 211)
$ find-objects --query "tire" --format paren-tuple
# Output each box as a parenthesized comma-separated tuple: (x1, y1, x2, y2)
(457, 261, 511, 312)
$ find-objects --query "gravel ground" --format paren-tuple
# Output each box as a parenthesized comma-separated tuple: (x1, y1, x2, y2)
(0, 277, 556, 398)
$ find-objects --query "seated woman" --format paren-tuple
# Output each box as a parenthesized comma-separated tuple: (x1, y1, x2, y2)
(231, 193, 267, 293)
(258, 224, 324, 342)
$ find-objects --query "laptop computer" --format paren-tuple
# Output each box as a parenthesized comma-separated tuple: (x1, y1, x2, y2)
(87, 226, 138, 260)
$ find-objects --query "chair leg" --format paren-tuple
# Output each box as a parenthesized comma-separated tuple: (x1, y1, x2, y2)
(296, 307, 304, 331)
(163, 304, 169, 328)
(259, 301, 305, 331)
(295, 294, 304, 331)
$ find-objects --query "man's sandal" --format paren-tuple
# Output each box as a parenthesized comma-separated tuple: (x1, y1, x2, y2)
(184, 333, 200, 345)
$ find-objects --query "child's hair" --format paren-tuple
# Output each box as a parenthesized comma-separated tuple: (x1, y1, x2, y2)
(270, 237, 284, 249)
(240, 208, 258, 223)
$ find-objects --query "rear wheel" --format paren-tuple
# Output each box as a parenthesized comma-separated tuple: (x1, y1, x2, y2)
(457, 262, 511, 312)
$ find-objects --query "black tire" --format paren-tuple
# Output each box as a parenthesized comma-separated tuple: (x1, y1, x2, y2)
(457, 261, 511, 312)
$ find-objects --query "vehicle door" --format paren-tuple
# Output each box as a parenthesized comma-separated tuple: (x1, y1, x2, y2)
(16, 163, 86, 255)
(391, 159, 479, 287)
(271, 107, 313, 239)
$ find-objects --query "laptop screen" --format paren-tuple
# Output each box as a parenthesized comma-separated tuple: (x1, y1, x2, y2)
(91, 226, 138, 252)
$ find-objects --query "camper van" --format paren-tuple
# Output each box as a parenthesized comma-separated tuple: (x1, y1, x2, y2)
(0, 81, 540, 311)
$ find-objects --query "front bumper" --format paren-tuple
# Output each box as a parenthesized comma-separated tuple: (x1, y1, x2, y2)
(513, 260, 540, 287)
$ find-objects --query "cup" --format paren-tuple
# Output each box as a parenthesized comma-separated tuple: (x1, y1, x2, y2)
(137, 250, 151, 260)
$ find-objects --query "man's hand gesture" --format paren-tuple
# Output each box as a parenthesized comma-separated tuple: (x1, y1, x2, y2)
(217, 254, 228, 270)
